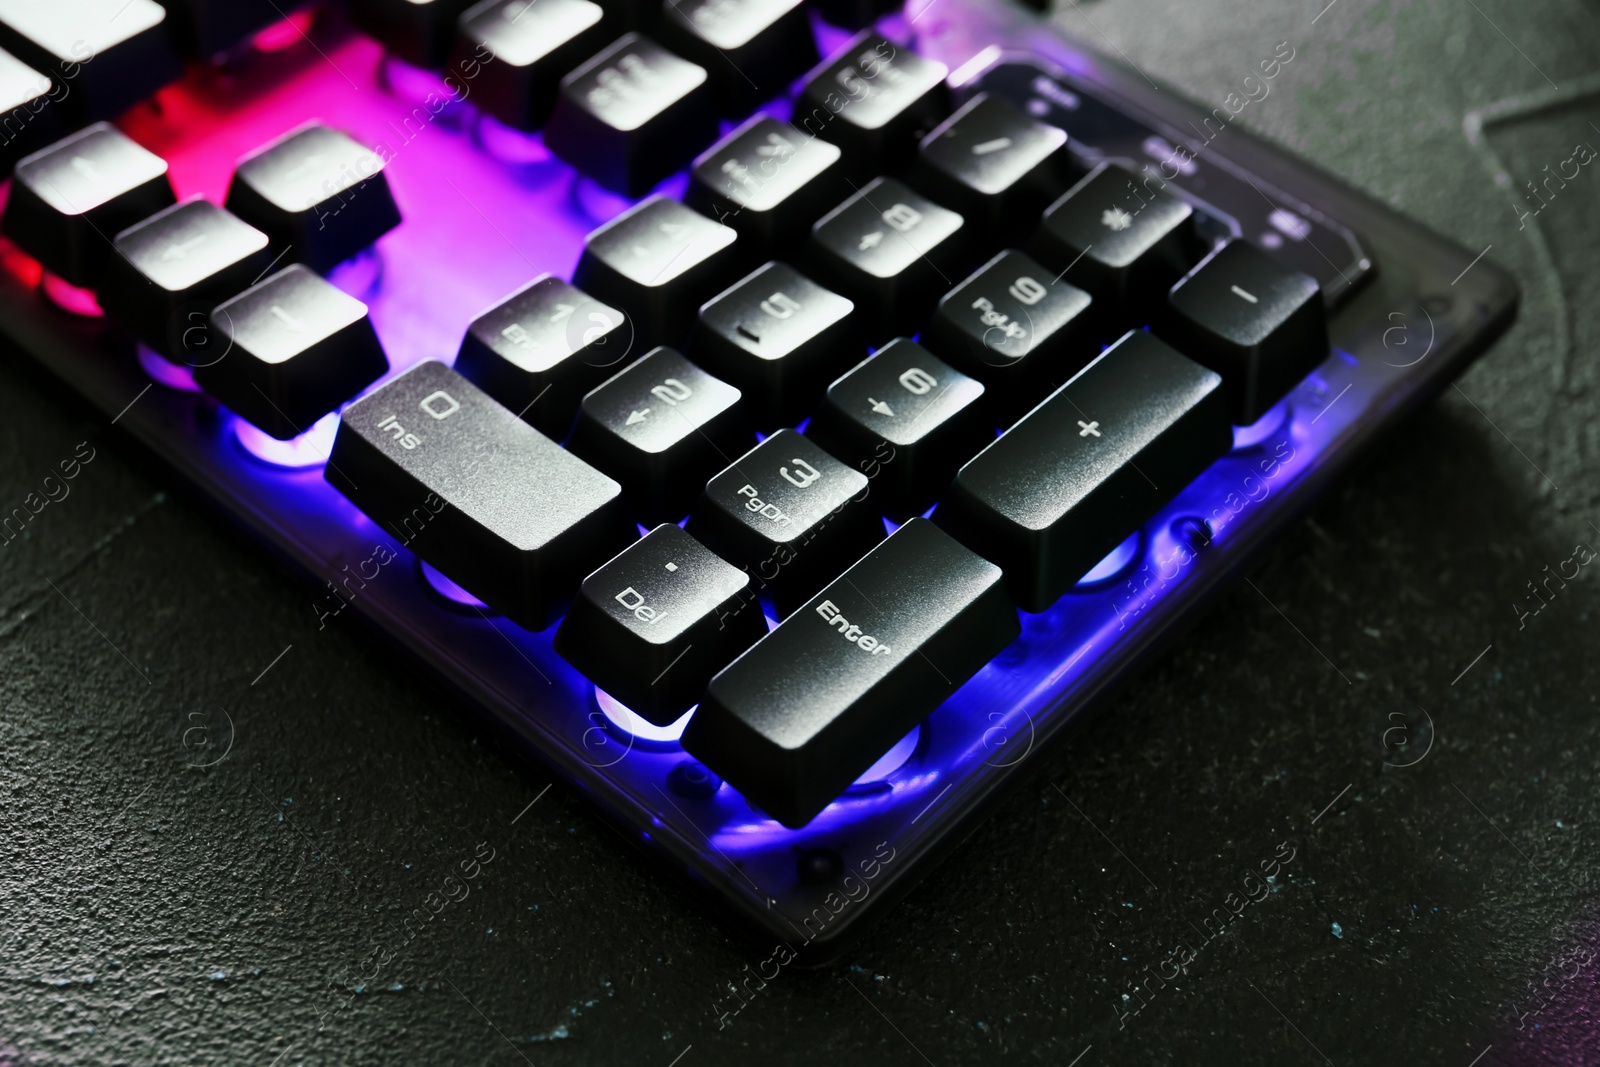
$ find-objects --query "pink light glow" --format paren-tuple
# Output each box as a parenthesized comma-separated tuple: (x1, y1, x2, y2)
(252, 9, 318, 54)
(40, 273, 104, 317)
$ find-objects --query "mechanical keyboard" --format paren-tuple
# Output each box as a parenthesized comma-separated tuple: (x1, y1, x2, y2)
(0, 0, 1519, 951)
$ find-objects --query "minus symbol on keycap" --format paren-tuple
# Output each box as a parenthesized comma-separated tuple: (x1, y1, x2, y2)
(971, 137, 1013, 156)
(736, 324, 760, 343)
(1230, 284, 1259, 304)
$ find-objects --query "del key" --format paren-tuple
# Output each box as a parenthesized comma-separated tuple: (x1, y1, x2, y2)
(325, 361, 634, 631)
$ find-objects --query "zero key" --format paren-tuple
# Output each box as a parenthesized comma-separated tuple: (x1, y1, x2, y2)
(325, 360, 634, 631)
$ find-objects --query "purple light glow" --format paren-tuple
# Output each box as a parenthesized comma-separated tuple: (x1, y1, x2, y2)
(595, 688, 694, 745)
(137, 346, 201, 392)
(234, 411, 340, 468)
(420, 560, 490, 609)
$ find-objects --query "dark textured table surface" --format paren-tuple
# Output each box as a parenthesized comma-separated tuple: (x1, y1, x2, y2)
(3, 2, 1598, 1064)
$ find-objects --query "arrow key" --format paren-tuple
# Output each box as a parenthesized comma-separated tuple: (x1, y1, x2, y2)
(806, 338, 988, 519)
(568, 346, 750, 524)
(195, 265, 390, 440)
(98, 198, 273, 362)
(1, 123, 176, 287)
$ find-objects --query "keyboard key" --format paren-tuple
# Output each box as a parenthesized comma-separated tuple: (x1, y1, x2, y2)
(553, 523, 766, 723)
(1028, 161, 1196, 312)
(803, 176, 965, 343)
(98, 199, 273, 360)
(572, 195, 742, 347)
(194, 264, 389, 440)
(682, 517, 1018, 828)
(349, 0, 476, 69)
(689, 261, 859, 431)
(1157, 239, 1329, 425)
(543, 32, 716, 197)
(224, 123, 402, 274)
(1, 122, 175, 287)
(158, 0, 288, 57)
(911, 92, 1070, 252)
(453, 274, 632, 441)
(684, 115, 849, 259)
(658, 0, 815, 112)
(806, 338, 987, 518)
(937, 330, 1231, 612)
(450, 0, 611, 131)
(0, 47, 62, 167)
(794, 32, 948, 179)
(567, 346, 748, 524)
(685, 427, 881, 610)
(325, 360, 633, 631)
(0, 0, 181, 123)
(921, 249, 1096, 407)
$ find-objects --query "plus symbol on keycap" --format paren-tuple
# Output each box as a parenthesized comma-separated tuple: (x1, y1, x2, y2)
(1077, 420, 1101, 437)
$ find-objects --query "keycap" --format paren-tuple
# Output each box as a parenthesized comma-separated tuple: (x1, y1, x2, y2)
(685, 427, 881, 610)
(658, 0, 816, 112)
(158, 0, 287, 57)
(98, 199, 274, 360)
(454, 274, 633, 441)
(0, 0, 181, 123)
(0, 46, 62, 168)
(683, 115, 850, 259)
(936, 330, 1232, 612)
(1156, 239, 1329, 425)
(911, 92, 1071, 253)
(1028, 161, 1197, 313)
(194, 264, 390, 440)
(682, 517, 1018, 828)
(567, 346, 748, 524)
(794, 32, 948, 179)
(572, 195, 742, 347)
(1, 122, 175, 287)
(803, 176, 965, 343)
(543, 33, 716, 197)
(806, 338, 987, 518)
(689, 261, 859, 431)
(325, 360, 633, 631)
(224, 123, 402, 274)
(921, 249, 1096, 409)
(553, 523, 767, 723)
(349, 0, 477, 69)
(450, 0, 611, 131)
